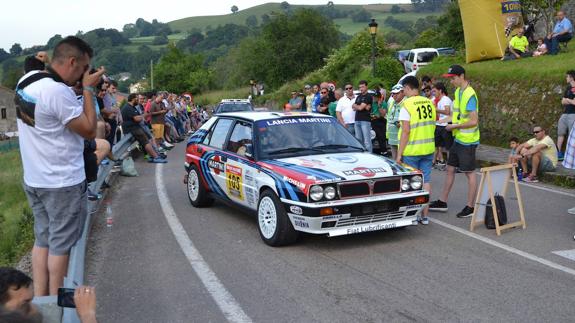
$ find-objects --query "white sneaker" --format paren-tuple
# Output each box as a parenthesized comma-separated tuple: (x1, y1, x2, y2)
(568, 207, 575, 215)
(163, 142, 174, 148)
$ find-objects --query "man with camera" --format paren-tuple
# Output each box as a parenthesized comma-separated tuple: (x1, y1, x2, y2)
(15, 36, 105, 297)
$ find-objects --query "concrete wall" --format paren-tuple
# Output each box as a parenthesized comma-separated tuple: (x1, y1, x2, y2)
(0, 86, 16, 134)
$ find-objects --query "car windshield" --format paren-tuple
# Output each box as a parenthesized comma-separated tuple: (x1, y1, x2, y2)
(255, 117, 365, 159)
(216, 103, 253, 113)
(417, 52, 438, 63)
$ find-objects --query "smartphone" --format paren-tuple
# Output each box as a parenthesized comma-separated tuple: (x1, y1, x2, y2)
(57, 288, 76, 308)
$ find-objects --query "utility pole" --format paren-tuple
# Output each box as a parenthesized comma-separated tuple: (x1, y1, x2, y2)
(150, 59, 154, 90)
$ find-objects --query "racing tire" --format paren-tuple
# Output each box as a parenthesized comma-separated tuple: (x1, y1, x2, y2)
(257, 189, 299, 247)
(187, 165, 214, 207)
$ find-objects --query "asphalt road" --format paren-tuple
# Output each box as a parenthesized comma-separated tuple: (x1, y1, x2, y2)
(86, 143, 575, 323)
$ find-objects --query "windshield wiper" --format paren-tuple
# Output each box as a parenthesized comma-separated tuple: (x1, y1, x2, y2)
(312, 144, 365, 151)
(267, 147, 323, 155)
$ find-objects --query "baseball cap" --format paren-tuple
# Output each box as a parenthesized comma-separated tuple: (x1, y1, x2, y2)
(304, 84, 311, 89)
(442, 64, 465, 78)
(390, 84, 403, 93)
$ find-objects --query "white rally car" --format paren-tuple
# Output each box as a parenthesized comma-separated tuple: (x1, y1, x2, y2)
(185, 112, 429, 246)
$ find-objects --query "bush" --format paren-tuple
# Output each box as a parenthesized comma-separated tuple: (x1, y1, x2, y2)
(152, 35, 168, 45)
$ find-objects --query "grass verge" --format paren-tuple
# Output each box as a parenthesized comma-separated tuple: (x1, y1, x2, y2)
(0, 150, 34, 267)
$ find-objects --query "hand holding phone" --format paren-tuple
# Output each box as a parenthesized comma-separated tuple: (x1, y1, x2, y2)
(58, 287, 76, 308)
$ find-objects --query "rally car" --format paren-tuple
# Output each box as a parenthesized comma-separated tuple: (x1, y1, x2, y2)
(184, 112, 429, 246)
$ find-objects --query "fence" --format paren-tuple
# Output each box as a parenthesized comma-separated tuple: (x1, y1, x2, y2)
(0, 138, 19, 152)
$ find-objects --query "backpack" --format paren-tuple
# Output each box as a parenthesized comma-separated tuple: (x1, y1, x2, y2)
(14, 72, 54, 127)
(485, 194, 507, 229)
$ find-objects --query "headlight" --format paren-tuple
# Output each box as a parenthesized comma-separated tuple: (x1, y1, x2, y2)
(401, 179, 411, 191)
(410, 175, 423, 190)
(310, 185, 324, 201)
(324, 186, 336, 200)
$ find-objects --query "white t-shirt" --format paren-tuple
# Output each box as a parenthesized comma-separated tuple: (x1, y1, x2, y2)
(435, 95, 452, 126)
(335, 95, 356, 124)
(398, 106, 410, 122)
(16, 71, 85, 188)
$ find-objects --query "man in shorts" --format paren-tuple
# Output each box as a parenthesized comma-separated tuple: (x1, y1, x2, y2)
(121, 93, 167, 163)
(396, 75, 436, 225)
(150, 93, 169, 149)
(429, 65, 480, 218)
(15, 36, 105, 296)
(556, 70, 575, 161)
(511, 126, 557, 182)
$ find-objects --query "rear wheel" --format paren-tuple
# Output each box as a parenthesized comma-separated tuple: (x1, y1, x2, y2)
(257, 189, 299, 246)
(187, 165, 214, 207)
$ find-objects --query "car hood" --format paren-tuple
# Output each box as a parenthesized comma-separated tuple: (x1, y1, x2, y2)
(259, 152, 417, 188)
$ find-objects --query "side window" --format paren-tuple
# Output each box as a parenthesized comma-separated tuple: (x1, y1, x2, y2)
(207, 118, 233, 149)
(407, 52, 414, 62)
(226, 122, 253, 156)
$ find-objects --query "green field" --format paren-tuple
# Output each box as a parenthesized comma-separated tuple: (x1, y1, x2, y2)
(0, 149, 34, 267)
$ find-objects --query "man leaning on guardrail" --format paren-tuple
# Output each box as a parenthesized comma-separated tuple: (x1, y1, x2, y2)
(14, 36, 105, 297)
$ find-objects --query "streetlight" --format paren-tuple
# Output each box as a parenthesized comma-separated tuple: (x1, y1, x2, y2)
(368, 18, 378, 77)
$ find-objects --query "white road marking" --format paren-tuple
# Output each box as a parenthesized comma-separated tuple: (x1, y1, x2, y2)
(552, 249, 575, 262)
(155, 164, 252, 323)
(431, 218, 575, 276)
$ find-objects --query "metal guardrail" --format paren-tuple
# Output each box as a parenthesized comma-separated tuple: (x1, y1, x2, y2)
(58, 134, 135, 323)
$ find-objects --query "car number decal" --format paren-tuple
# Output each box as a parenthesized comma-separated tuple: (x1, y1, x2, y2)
(226, 164, 243, 200)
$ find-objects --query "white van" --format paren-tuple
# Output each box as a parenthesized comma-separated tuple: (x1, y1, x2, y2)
(404, 48, 439, 73)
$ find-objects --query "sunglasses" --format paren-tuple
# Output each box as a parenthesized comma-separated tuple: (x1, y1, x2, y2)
(533, 130, 541, 134)
(321, 91, 327, 94)
(345, 87, 353, 90)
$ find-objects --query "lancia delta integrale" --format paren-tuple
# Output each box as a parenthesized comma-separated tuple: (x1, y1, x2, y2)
(184, 112, 429, 246)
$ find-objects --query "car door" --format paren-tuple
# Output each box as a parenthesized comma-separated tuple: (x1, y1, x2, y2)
(223, 120, 259, 209)
(200, 118, 234, 199)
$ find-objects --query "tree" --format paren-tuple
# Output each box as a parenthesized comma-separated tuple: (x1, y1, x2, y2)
(246, 15, 258, 28)
(0, 48, 9, 63)
(522, 0, 567, 33)
(351, 9, 371, 23)
(9, 43, 22, 56)
(122, 24, 138, 38)
(231, 5, 239, 14)
(261, 14, 271, 24)
(177, 32, 205, 51)
(152, 35, 169, 45)
(280, 1, 290, 11)
(46, 34, 63, 49)
(391, 5, 402, 14)
(154, 44, 213, 93)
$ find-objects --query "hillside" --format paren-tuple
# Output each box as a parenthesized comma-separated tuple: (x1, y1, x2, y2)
(167, 3, 422, 36)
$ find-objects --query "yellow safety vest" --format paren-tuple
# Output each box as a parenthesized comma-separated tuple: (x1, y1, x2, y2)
(399, 96, 436, 156)
(452, 86, 480, 144)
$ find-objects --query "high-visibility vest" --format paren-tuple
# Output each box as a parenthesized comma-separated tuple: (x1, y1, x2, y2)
(452, 86, 480, 144)
(399, 96, 436, 156)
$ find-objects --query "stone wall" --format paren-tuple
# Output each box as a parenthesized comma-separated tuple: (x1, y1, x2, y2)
(533, 0, 575, 38)
(0, 86, 16, 134)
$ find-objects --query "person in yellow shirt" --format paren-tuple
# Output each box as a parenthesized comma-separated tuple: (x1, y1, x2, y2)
(511, 126, 558, 182)
(503, 29, 531, 60)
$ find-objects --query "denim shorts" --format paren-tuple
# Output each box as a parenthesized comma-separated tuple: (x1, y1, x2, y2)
(24, 181, 88, 255)
(402, 154, 434, 183)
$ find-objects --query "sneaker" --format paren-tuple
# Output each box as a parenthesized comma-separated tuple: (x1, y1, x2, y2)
(523, 175, 539, 183)
(164, 142, 175, 148)
(558, 151, 565, 161)
(149, 157, 167, 164)
(159, 153, 167, 159)
(161, 143, 174, 150)
(420, 217, 430, 225)
(456, 206, 474, 218)
(157, 147, 167, 153)
(567, 207, 575, 215)
(429, 200, 448, 212)
(100, 158, 110, 165)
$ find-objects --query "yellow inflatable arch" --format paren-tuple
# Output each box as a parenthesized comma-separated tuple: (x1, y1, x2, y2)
(459, 0, 524, 63)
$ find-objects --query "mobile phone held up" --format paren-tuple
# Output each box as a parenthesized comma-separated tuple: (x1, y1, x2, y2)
(58, 287, 76, 308)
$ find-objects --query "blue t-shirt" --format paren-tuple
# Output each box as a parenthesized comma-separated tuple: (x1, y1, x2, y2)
(554, 17, 573, 34)
(311, 93, 321, 113)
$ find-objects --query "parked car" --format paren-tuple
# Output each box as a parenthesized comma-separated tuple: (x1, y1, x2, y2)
(437, 47, 456, 56)
(395, 49, 411, 64)
(213, 99, 254, 114)
(185, 112, 429, 246)
(404, 48, 439, 73)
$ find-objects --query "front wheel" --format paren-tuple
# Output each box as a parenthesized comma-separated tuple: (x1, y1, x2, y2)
(187, 165, 214, 207)
(257, 189, 299, 246)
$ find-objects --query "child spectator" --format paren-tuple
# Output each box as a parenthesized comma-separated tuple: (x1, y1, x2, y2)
(532, 38, 548, 57)
(508, 137, 520, 164)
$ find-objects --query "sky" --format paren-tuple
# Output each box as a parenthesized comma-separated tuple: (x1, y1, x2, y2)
(0, 0, 409, 51)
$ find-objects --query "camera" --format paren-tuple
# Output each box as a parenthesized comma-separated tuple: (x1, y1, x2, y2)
(57, 288, 76, 308)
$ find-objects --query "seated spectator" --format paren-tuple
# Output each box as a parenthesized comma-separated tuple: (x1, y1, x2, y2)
(532, 38, 548, 57)
(121, 94, 167, 163)
(0, 267, 37, 318)
(511, 126, 558, 182)
(507, 136, 520, 164)
(545, 11, 573, 55)
(503, 29, 531, 60)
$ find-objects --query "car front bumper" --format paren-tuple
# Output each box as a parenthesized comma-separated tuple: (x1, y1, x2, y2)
(282, 191, 428, 237)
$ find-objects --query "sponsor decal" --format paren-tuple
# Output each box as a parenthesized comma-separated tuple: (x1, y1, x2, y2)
(346, 223, 396, 234)
(283, 176, 306, 190)
(342, 167, 386, 177)
(293, 218, 310, 228)
(327, 155, 358, 164)
(322, 214, 344, 220)
(244, 170, 255, 184)
(226, 164, 243, 200)
(265, 118, 332, 127)
(405, 204, 423, 210)
(298, 158, 326, 168)
(208, 156, 225, 175)
(290, 205, 303, 215)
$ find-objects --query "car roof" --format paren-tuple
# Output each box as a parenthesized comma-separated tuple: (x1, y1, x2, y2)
(214, 111, 330, 121)
(409, 48, 438, 53)
(220, 99, 251, 103)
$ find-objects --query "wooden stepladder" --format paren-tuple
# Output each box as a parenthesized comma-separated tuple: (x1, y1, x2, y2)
(470, 164, 526, 236)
